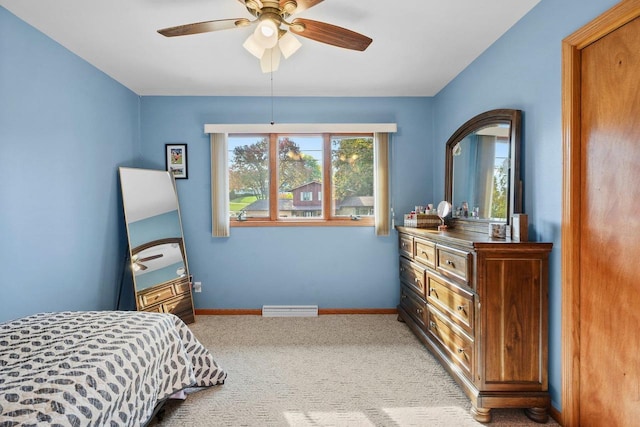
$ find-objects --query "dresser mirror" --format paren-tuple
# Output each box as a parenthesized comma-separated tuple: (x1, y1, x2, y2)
(119, 167, 195, 323)
(444, 109, 522, 230)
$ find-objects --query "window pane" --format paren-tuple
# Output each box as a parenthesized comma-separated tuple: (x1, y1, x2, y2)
(331, 136, 375, 217)
(491, 139, 510, 219)
(278, 135, 323, 219)
(228, 135, 270, 218)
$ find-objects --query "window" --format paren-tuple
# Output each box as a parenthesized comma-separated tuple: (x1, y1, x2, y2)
(207, 123, 395, 236)
(227, 133, 375, 225)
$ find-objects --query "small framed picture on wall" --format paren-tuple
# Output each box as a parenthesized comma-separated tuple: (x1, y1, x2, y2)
(165, 143, 188, 179)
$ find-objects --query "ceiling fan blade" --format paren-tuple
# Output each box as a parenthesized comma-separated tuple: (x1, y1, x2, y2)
(290, 18, 372, 51)
(139, 254, 164, 262)
(158, 18, 251, 37)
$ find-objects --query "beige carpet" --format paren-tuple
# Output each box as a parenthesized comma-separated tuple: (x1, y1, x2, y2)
(152, 315, 559, 427)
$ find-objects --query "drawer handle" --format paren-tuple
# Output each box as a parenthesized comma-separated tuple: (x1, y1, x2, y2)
(446, 259, 455, 267)
(429, 288, 438, 297)
(414, 277, 420, 283)
(421, 251, 429, 257)
(401, 294, 407, 300)
(416, 308, 423, 315)
(457, 305, 466, 312)
(429, 321, 437, 329)
(457, 348, 465, 354)
(401, 242, 407, 248)
(400, 267, 404, 272)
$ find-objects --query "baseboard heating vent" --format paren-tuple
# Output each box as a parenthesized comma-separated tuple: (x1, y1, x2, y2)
(262, 305, 318, 317)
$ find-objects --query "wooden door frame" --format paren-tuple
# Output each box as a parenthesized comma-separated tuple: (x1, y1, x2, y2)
(561, 1, 640, 425)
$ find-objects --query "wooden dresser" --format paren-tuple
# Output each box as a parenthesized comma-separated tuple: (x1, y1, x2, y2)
(396, 226, 552, 423)
(136, 276, 195, 324)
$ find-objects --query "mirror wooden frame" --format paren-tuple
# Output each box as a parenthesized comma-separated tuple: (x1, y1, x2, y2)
(444, 109, 522, 232)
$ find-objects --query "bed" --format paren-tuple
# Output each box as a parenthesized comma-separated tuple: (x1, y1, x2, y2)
(0, 311, 226, 426)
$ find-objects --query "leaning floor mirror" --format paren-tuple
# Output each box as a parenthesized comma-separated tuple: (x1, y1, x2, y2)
(119, 167, 195, 324)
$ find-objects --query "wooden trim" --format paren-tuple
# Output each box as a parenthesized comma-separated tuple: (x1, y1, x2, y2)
(196, 308, 262, 315)
(195, 308, 398, 316)
(237, 132, 377, 225)
(230, 218, 375, 227)
(549, 406, 562, 426)
(318, 308, 397, 315)
(322, 134, 332, 220)
(269, 133, 278, 221)
(561, 2, 640, 426)
(563, 0, 640, 48)
(561, 35, 582, 427)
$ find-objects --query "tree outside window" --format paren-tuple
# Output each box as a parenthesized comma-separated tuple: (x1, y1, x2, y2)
(228, 133, 374, 224)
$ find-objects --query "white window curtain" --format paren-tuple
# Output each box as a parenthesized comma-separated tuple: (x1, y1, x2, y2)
(210, 133, 229, 237)
(374, 132, 390, 236)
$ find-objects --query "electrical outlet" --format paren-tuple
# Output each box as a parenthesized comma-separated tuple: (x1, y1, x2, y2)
(193, 281, 202, 293)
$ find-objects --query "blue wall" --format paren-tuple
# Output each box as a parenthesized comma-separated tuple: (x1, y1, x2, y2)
(139, 96, 433, 310)
(0, 7, 140, 322)
(1, 0, 624, 414)
(432, 0, 619, 410)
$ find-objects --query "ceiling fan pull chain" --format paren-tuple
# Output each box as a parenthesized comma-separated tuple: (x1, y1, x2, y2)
(270, 54, 275, 125)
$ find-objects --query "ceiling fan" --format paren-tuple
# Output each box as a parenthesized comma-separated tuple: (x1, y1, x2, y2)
(158, 0, 373, 73)
(132, 253, 163, 271)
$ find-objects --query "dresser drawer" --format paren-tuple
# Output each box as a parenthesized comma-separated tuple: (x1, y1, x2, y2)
(427, 273, 474, 334)
(142, 305, 163, 313)
(138, 283, 176, 308)
(162, 295, 192, 315)
(437, 245, 471, 283)
(414, 238, 436, 268)
(400, 285, 427, 329)
(427, 307, 474, 378)
(399, 233, 414, 258)
(400, 258, 426, 297)
(174, 279, 191, 295)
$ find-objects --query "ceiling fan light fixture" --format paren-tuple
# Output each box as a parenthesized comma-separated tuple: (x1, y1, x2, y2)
(243, 33, 265, 58)
(278, 31, 301, 59)
(260, 46, 281, 73)
(254, 19, 279, 48)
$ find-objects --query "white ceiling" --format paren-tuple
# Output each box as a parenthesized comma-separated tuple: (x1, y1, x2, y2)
(1, 0, 541, 97)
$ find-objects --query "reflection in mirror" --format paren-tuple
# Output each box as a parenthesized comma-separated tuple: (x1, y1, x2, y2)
(131, 237, 186, 291)
(445, 109, 522, 230)
(119, 167, 195, 323)
(451, 124, 510, 220)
